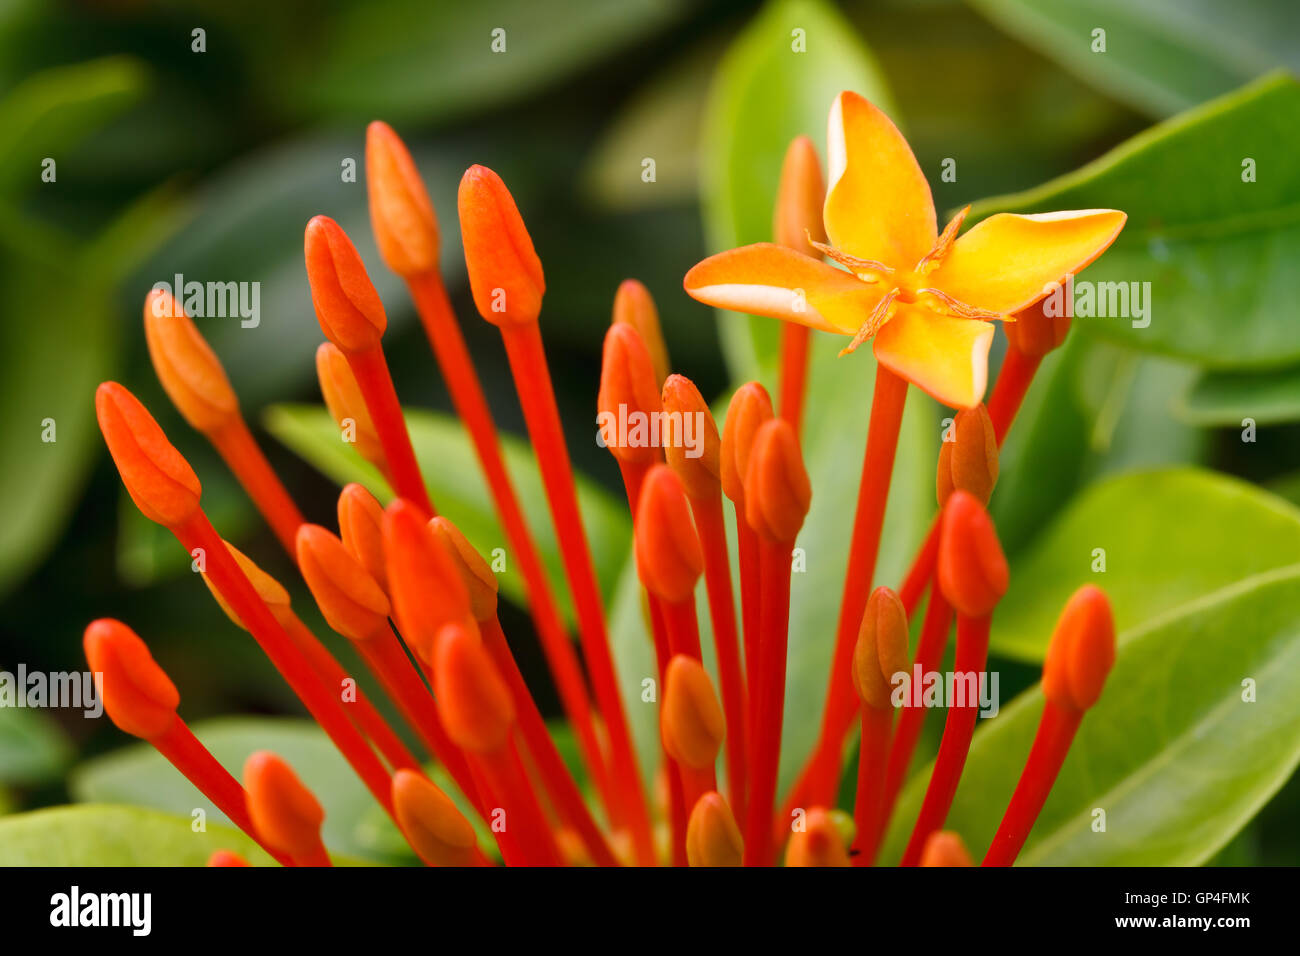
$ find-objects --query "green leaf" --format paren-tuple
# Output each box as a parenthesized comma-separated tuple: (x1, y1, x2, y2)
(0, 706, 73, 787)
(701, 0, 892, 380)
(968, 73, 1300, 369)
(1177, 365, 1300, 426)
(967, 0, 1300, 117)
(880, 566, 1300, 865)
(264, 404, 633, 624)
(71, 717, 401, 863)
(994, 468, 1300, 660)
(0, 805, 281, 866)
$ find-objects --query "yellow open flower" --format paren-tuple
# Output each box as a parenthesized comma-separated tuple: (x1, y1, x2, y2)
(684, 91, 1127, 408)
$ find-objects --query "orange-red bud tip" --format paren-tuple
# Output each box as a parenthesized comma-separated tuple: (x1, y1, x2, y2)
(685, 791, 743, 867)
(635, 466, 704, 603)
(428, 516, 499, 623)
(457, 165, 544, 326)
(95, 382, 202, 529)
(661, 374, 721, 501)
(937, 490, 1008, 618)
(852, 587, 910, 710)
(919, 830, 974, 866)
(304, 215, 387, 353)
(143, 289, 239, 434)
(365, 121, 440, 277)
(206, 850, 250, 867)
(243, 751, 326, 861)
(773, 135, 827, 256)
(1042, 585, 1116, 712)
(202, 539, 291, 631)
(1006, 299, 1071, 359)
(391, 768, 478, 867)
(431, 622, 516, 754)
(784, 807, 851, 867)
(719, 382, 773, 505)
(83, 619, 179, 740)
(316, 343, 384, 467)
(296, 524, 391, 642)
(612, 279, 670, 385)
(937, 404, 999, 507)
(337, 483, 388, 591)
(744, 418, 811, 542)
(597, 323, 662, 465)
(382, 498, 475, 661)
(661, 655, 725, 770)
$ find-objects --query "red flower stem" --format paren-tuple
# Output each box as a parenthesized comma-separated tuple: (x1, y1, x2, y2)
(778, 324, 811, 437)
(208, 416, 304, 556)
(346, 345, 434, 515)
(986, 347, 1042, 445)
(735, 507, 761, 744)
(281, 613, 421, 773)
(175, 511, 396, 816)
(481, 615, 620, 867)
(743, 537, 793, 867)
(152, 717, 295, 866)
(500, 320, 655, 866)
(662, 597, 702, 661)
(690, 491, 747, 820)
(471, 740, 563, 866)
(982, 701, 1081, 866)
(899, 519, 941, 615)
(850, 705, 893, 867)
(900, 611, 991, 866)
(795, 367, 909, 810)
(407, 272, 610, 810)
(355, 631, 486, 818)
(680, 763, 718, 823)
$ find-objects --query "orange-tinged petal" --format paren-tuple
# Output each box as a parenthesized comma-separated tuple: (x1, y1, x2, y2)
(365, 121, 439, 277)
(612, 279, 670, 386)
(303, 216, 388, 353)
(337, 483, 387, 592)
(316, 342, 384, 468)
(83, 619, 180, 740)
(824, 91, 936, 270)
(686, 791, 743, 867)
(391, 768, 478, 867)
(432, 621, 516, 754)
(243, 751, 326, 860)
(296, 524, 391, 642)
(143, 289, 239, 435)
(661, 655, 725, 770)
(871, 305, 995, 410)
(684, 242, 883, 335)
(932, 209, 1127, 315)
(773, 135, 826, 257)
(457, 164, 544, 326)
(428, 515, 499, 623)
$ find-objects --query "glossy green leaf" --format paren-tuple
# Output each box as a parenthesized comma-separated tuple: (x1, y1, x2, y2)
(71, 717, 403, 863)
(701, 0, 892, 379)
(1177, 365, 1300, 426)
(994, 468, 1300, 660)
(0, 706, 73, 787)
(264, 404, 632, 624)
(880, 566, 1300, 865)
(969, 73, 1300, 369)
(968, 0, 1300, 117)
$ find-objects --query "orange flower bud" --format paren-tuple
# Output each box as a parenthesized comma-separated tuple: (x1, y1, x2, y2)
(143, 289, 239, 435)
(316, 343, 384, 468)
(95, 382, 202, 529)
(773, 135, 827, 256)
(296, 524, 391, 642)
(784, 807, 851, 867)
(744, 418, 811, 543)
(1042, 585, 1116, 713)
(919, 830, 973, 867)
(303, 215, 387, 354)
(206, 850, 250, 867)
(685, 791, 743, 867)
(365, 121, 439, 277)
(337, 483, 387, 591)
(201, 539, 292, 631)
(661, 655, 725, 770)
(937, 490, 1008, 618)
(612, 279, 669, 385)
(937, 404, 999, 507)
(391, 768, 478, 867)
(428, 516, 499, 623)
(719, 382, 773, 504)
(243, 751, 326, 861)
(1005, 299, 1070, 359)
(457, 165, 544, 326)
(852, 587, 910, 710)
(83, 618, 180, 740)
(661, 374, 721, 501)
(635, 465, 704, 604)
(383, 498, 475, 661)
(431, 621, 516, 754)
(597, 323, 662, 465)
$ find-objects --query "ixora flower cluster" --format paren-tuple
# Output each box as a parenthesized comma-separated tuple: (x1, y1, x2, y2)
(85, 92, 1125, 867)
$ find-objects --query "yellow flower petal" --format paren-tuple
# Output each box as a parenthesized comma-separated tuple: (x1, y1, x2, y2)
(932, 209, 1127, 315)
(872, 305, 994, 409)
(824, 91, 936, 271)
(684, 242, 883, 334)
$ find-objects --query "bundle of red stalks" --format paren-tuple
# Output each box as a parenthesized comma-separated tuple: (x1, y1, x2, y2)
(85, 106, 1118, 867)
